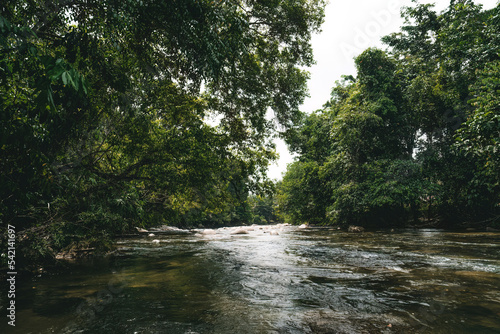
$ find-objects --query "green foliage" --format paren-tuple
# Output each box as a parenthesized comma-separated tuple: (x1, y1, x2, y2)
(457, 61, 500, 173)
(286, 110, 334, 163)
(248, 194, 278, 225)
(279, 1, 499, 228)
(0, 0, 325, 267)
(454, 60, 500, 216)
(276, 160, 328, 224)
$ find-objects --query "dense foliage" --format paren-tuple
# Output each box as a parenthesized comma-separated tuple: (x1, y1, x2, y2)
(0, 0, 324, 265)
(278, 1, 499, 228)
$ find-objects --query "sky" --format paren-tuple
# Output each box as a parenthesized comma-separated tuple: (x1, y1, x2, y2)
(267, 0, 499, 180)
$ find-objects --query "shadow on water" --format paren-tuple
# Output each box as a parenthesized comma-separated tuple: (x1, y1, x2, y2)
(1, 227, 499, 333)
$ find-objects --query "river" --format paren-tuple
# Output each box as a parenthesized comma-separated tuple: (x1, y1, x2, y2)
(2, 225, 500, 333)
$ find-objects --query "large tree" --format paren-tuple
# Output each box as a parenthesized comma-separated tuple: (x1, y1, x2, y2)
(0, 0, 325, 264)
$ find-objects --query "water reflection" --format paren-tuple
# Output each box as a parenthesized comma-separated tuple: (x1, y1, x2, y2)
(1, 226, 499, 333)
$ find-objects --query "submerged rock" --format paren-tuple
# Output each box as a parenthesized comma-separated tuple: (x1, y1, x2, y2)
(55, 247, 95, 260)
(149, 225, 192, 235)
(348, 225, 365, 233)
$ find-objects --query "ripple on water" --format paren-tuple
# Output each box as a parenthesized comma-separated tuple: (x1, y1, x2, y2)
(6, 225, 500, 334)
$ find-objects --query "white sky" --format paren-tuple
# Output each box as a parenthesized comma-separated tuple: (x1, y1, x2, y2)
(267, 0, 499, 180)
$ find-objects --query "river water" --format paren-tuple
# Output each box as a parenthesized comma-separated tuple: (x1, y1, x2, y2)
(2, 225, 500, 333)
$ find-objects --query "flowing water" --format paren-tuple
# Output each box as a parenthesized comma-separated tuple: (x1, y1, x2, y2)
(2, 225, 500, 333)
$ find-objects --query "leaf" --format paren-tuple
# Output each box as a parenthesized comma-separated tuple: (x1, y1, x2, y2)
(61, 71, 68, 85)
(47, 89, 56, 111)
(69, 69, 79, 90)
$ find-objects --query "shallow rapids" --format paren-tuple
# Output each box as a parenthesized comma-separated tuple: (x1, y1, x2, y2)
(2, 225, 499, 333)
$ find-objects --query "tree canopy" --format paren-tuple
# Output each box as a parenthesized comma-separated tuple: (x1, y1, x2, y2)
(278, 1, 499, 228)
(0, 0, 325, 265)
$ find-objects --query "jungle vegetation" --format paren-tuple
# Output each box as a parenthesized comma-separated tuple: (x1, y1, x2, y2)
(277, 0, 500, 229)
(0, 0, 323, 266)
(1, 0, 499, 268)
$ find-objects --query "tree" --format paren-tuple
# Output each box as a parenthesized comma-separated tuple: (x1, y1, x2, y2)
(382, 0, 500, 224)
(455, 61, 500, 221)
(276, 160, 328, 224)
(278, 1, 499, 228)
(0, 0, 326, 266)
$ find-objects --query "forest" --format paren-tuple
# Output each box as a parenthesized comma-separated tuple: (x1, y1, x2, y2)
(277, 1, 499, 229)
(0, 0, 324, 267)
(1, 0, 499, 268)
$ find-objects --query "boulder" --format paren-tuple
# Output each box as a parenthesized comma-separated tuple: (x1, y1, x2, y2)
(230, 228, 249, 235)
